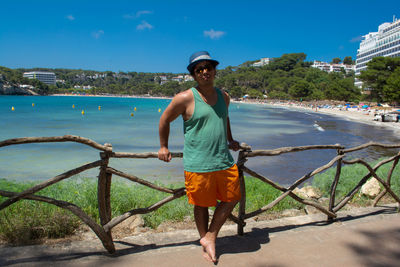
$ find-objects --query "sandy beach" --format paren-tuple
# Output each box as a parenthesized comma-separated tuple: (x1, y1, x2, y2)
(236, 99, 400, 135)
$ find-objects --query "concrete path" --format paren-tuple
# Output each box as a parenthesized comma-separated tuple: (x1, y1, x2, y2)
(1, 204, 399, 267)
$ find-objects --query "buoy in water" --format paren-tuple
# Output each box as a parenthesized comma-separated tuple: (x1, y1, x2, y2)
(134, 107, 137, 111)
(11, 106, 15, 111)
(130, 113, 134, 117)
(158, 108, 161, 113)
(98, 106, 101, 111)
(32, 103, 35, 107)
(72, 104, 75, 108)
(81, 110, 85, 115)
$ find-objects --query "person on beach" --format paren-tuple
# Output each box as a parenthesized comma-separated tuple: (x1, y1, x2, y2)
(158, 51, 241, 263)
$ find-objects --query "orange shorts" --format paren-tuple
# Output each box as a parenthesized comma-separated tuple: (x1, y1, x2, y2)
(184, 164, 241, 207)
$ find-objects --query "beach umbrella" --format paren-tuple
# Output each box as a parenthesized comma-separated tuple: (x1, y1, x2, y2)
(352, 106, 358, 108)
(362, 105, 369, 108)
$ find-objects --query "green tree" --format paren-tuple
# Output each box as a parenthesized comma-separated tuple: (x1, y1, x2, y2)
(324, 78, 360, 101)
(358, 57, 400, 102)
(268, 53, 307, 71)
(343, 56, 354, 65)
(268, 90, 289, 99)
(331, 58, 341, 64)
(247, 88, 263, 99)
(228, 86, 244, 99)
(160, 81, 180, 96)
(267, 78, 287, 93)
(383, 67, 400, 104)
(310, 89, 325, 100)
(288, 80, 315, 99)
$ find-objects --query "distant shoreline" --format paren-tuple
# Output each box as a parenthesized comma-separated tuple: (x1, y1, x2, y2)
(51, 93, 173, 100)
(233, 99, 400, 134)
(49, 93, 400, 134)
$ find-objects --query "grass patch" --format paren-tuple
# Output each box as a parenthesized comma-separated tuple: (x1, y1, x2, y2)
(312, 159, 400, 204)
(244, 177, 304, 212)
(109, 179, 192, 229)
(0, 179, 83, 244)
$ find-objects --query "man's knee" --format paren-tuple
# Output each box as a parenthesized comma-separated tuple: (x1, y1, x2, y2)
(219, 200, 239, 210)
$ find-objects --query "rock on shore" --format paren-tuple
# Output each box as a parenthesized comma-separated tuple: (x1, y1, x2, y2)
(0, 85, 39, 95)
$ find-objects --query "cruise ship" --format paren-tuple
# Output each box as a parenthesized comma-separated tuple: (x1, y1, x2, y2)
(355, 16, 400, 88)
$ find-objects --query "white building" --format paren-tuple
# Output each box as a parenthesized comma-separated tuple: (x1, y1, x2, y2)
(355, 16, 400, 88)
(20, 84, 35, 89)
(73, 85, 94, 90)
(154, 75, 168, 85)
(23, 71, 56, 85)
(311, 61, 355, 73)
(171, 75, 184, 83)
(184, 75, 194, 82)
(252, 58, 271, 67)
(89, 73, 106, 79)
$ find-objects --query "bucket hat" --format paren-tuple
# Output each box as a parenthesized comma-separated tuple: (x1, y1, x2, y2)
(187, 51, 219, 73)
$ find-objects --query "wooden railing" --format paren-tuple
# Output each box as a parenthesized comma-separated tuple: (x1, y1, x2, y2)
(0, 135, 399, 253)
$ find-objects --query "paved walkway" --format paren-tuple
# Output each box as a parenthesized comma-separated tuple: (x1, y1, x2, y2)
(1, 204, 399, 267)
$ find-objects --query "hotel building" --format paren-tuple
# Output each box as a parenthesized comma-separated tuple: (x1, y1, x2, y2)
(311, 61, 355, 74)
(252, 58, 271, 67)
(23, 71, 56, 85)
(355, 16, 400, 88)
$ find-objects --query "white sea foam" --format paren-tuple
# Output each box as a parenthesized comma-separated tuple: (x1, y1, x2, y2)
(313, 123, 325, 132)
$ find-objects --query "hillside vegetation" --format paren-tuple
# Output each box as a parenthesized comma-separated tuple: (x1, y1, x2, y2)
(2, 53, 398, 103)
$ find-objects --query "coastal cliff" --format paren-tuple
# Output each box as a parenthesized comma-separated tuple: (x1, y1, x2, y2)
(0, 84, 39, 95)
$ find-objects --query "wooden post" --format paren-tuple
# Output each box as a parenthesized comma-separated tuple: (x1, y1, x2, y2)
(237, 143, 250, 236)
(373, 156, 399, 207)
(97, 143, 115, 253)
(328, 158, 342, 222)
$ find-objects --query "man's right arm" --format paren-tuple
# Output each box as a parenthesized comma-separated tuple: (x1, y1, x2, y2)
(158, 91, 191, 162)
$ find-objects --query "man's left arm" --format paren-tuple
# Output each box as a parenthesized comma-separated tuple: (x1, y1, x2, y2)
(222, 90, 240, 151)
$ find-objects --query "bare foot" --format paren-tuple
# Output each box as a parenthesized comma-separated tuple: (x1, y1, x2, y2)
(200, 236, 217, 263)
(202, 248, 213, 262)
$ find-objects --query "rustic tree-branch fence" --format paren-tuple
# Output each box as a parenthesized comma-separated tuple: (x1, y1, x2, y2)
(0, 135, 399, 253)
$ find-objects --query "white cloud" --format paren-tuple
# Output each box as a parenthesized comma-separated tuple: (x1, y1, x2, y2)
(204, 29, 226, 40)
(136, 10, 153, 18)
(123, 14, 135, 19)
(350, 35, 363, 43)
(123, 10, 153, 19)
(92, 30, 104, 39)
(137, 21, 153, 31)
(66, 15, 75, 21)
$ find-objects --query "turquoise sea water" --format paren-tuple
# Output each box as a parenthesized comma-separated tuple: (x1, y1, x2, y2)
(1, 95, 399, 185)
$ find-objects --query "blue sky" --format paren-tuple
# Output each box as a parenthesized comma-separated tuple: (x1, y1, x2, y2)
(0, 0, 398, 73)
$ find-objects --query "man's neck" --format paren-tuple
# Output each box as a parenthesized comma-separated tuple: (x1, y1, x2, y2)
(196, 84, 215, 96)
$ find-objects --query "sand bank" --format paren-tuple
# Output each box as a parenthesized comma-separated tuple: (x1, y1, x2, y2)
(236, 100, 400, 134)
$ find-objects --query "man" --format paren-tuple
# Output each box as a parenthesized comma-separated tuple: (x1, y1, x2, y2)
(158, 51, 241, 263)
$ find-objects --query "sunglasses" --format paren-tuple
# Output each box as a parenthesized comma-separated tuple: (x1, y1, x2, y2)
(194, 64, 215, 74)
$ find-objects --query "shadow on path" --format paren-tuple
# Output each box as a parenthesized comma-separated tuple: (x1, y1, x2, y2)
(0, 206, 397, 266)
(346, 225, 400, 267)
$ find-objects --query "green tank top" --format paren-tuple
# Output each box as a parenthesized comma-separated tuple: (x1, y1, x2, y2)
(183, 87, 234, 172)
